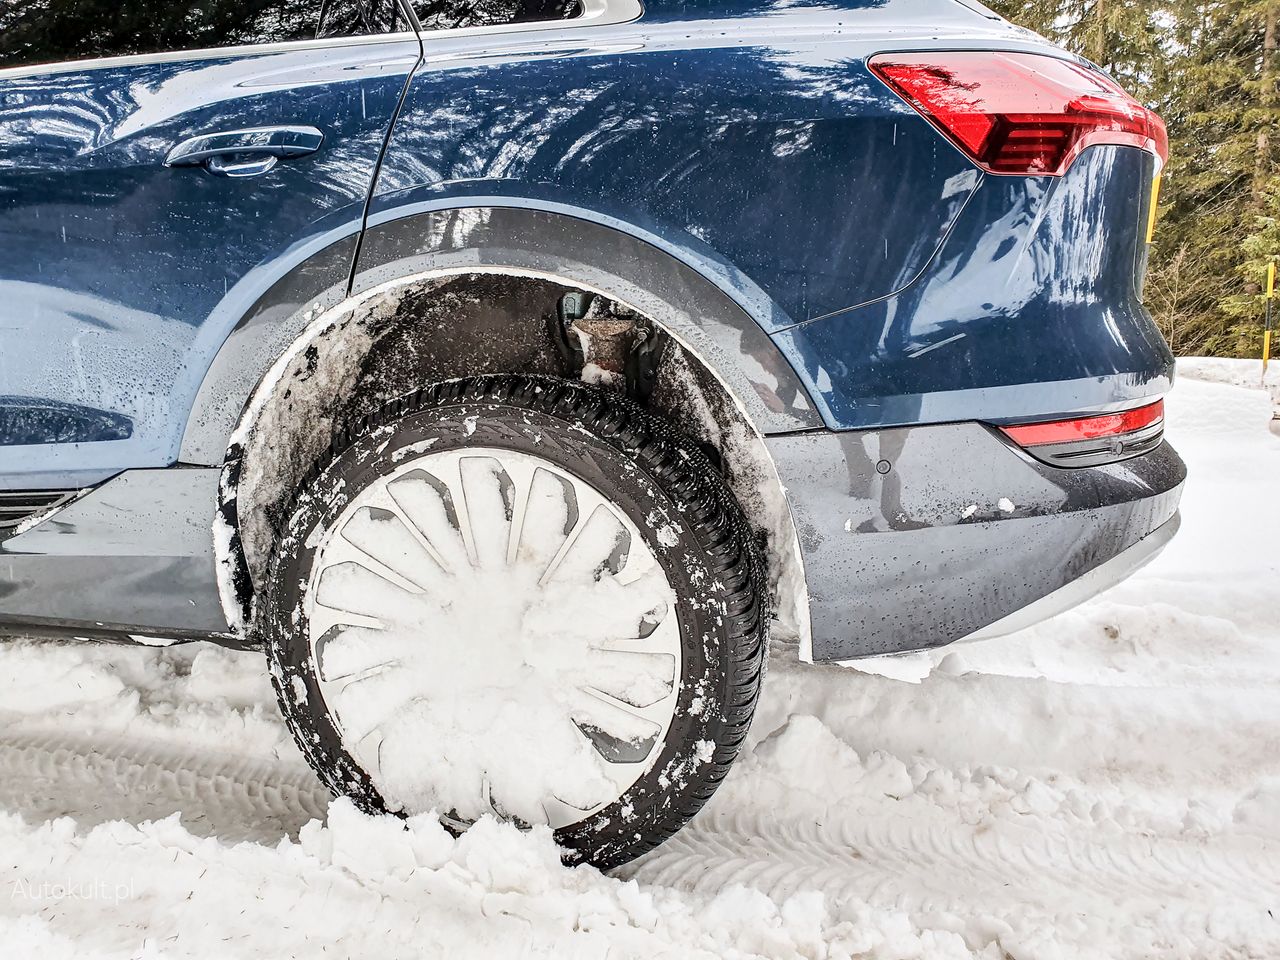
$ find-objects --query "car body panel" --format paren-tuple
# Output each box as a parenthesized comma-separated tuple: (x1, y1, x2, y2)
(0, 468, 227, 637)
(366, 19, 990, 331)
(0, 36, 420, 487)
(0, 420, 1185, 659)
(0, 0, 1185, 661)
(768, 424, 1184, 659)
(775, 147, 1175, 430)
(364, 5, 1172, 431)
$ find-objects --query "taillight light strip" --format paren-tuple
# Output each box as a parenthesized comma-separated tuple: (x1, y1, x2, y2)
(868, 51, 1167, 177)
(1001, 400, 1164, 447)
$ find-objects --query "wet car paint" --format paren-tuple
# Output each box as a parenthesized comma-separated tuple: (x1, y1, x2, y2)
(767, 421, 1184, 658)
(2, 0, 1169, 484)
(0, 38, 420, 487)
(776, 147, 1175, 429)
(366, 27, 982, 330)
(0, 0, 1185, 658)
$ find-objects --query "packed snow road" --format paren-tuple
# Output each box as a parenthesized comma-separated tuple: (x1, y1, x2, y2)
(2, 361, 1278, 959)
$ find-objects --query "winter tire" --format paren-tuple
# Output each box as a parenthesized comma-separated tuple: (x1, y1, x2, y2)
(258, 375, 768, 868)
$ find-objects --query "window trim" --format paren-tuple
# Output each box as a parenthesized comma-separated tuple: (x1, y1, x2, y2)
(0, 0, 642, 81)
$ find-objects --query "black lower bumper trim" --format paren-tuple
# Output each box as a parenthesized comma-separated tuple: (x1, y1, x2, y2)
(766, 423, 1185, 660)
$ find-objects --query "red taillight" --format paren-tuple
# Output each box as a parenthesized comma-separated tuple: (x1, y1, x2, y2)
(868, 51, 1167, 176)
(1001, 400, 1164, 447)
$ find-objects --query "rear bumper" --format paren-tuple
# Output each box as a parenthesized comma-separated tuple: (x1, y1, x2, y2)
(961, 509, 1179, 643)
(766, 423, 1185, 661)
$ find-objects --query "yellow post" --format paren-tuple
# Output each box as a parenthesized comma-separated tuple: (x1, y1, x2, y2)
(1264, 261, 1275, 381)
(1145, 174, 1161, 245)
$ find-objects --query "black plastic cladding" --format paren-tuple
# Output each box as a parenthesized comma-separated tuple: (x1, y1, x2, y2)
(767, 423, 1185, 659)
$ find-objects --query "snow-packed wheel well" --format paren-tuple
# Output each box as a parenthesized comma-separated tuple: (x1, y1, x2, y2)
(216, 270, 808, 647)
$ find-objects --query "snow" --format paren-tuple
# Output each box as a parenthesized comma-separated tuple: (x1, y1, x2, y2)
(1178, 355, 1280, 407)
(653, 344, 811, 651)
(308, 450, 679, 827)
(581, 361, 622, 387)
(228, 292, 386, 589)
(127, 634, 183, 648)
(839, 651, 936, 683)
(2, 369, 1278, 958)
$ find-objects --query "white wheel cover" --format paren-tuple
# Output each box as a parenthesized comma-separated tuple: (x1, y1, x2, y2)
(305, 446, 682, 829)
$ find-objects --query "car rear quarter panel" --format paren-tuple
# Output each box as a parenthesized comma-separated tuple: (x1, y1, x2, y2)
(776, 147, 1175, 429)
(369, 2, 1173, 431)
(366, 4, 1035, 329)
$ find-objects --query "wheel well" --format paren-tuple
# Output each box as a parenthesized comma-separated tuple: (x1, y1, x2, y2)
(216, 270, 809, 648)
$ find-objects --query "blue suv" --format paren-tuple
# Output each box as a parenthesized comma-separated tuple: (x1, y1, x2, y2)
(0, 0, 1183, 866)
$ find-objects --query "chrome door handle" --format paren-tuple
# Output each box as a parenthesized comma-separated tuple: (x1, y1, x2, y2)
(165, 126, 324, 178)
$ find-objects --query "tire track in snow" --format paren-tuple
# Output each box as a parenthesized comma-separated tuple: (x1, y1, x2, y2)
(625, 803, 1280, 929)
(5, 728, 1276, 939)
(0, 732, 329, 843)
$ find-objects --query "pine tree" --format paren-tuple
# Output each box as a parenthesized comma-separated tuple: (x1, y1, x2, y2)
(989, 0, 1279, 357)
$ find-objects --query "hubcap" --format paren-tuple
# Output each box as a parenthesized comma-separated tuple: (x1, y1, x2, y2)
(304, 446, 682, 829)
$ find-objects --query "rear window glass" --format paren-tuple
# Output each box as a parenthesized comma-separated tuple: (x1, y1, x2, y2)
(0, 0, 407, 71)
(407, 0, 581, 31)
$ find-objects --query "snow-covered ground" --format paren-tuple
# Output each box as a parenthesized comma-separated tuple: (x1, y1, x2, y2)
(1174, 355, 1280, 408)
(2, 359, 1278, 959)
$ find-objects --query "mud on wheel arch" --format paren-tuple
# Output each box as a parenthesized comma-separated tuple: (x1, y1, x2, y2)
(214, 270, 808, 644)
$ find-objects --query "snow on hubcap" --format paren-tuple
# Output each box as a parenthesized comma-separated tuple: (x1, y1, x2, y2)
(304, 446, 682, 829)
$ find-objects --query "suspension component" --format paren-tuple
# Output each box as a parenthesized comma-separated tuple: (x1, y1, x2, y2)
(551, 291, 664, 403)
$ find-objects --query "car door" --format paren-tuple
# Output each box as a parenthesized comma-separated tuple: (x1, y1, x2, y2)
(0, 0, 422, 489)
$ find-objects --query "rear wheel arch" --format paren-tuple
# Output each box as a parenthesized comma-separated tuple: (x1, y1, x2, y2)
(182, 205, 818, 466)
(211, 249, 815, 655)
